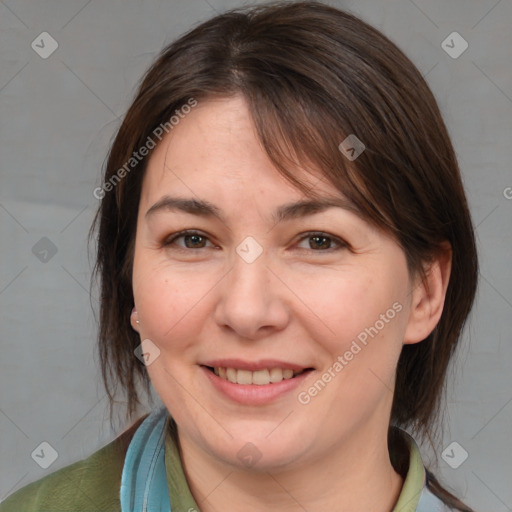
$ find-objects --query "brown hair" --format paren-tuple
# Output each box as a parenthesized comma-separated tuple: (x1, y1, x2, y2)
(89, 2, 478, 509)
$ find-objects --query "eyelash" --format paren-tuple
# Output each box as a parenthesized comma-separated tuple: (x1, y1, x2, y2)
(162, 230, 348, 254)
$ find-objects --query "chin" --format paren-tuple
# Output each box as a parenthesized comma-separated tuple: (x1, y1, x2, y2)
(202, 426, 311, 472)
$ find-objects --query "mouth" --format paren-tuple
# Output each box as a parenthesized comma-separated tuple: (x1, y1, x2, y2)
(202, 365, 313, 385)
(200, 363, 314, 405)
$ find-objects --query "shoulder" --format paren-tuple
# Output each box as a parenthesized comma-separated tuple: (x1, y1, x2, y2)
(0, 414, 148, 512)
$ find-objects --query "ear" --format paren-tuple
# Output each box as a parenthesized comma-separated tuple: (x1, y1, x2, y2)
(130, 307, 140, 333)
(403, 242, 452, 345)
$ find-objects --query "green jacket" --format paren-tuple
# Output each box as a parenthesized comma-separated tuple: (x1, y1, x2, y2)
(0, 413, 440, 512)
(0, 415, 146, 512)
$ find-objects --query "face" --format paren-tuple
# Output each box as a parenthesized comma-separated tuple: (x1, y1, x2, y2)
(131, 95, 416, 471)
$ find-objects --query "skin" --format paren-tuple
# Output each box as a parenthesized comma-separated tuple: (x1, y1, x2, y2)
(130, 95, 452, 512)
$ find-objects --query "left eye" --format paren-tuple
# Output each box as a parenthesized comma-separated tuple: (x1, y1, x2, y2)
(296, 232, 346, 251)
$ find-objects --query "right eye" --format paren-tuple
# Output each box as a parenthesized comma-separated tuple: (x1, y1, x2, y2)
(163, 230, 216, 250)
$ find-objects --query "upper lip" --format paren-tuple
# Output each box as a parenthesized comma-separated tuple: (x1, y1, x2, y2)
(201, 359, 313, 372)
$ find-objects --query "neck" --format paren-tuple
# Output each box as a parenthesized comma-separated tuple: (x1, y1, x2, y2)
(177, 420, 405, 512)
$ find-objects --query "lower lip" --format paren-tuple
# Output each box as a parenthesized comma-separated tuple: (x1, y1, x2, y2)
(200, 366, 313, 405)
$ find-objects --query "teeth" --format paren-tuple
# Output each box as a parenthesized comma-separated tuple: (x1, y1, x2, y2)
(237, 369, 252, 385)
(269, 368, 283, 383)
(226, 368, 237, 383)
(252, 369, 270, 385)
(212, 367, 304, 385)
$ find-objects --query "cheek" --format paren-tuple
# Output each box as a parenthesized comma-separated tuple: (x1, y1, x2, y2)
(301, 264, 408, 365)
(301, 273, 383, 339)
(132, 261, 214, 350)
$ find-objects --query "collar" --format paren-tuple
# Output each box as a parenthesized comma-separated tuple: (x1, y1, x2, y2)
(392, 430, 451, 511)
(120, 406, 450, 512)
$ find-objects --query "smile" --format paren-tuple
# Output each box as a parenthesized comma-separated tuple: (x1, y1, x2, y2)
(200, 362, 314, 405)
(207, 366, 308, 385)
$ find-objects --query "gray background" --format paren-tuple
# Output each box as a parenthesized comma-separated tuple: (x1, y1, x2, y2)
(0, 0, 511, 510)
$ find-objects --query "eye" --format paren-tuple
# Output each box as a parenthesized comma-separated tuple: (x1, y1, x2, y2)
(162, 230, 348, 253)
(163, 230, 215, 250)
(295, 232, 348, 252)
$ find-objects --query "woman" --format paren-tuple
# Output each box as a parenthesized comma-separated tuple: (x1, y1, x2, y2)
(0, 1, 478, 511)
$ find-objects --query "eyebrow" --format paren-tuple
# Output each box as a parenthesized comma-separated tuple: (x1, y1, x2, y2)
(145, 195, 362, 224)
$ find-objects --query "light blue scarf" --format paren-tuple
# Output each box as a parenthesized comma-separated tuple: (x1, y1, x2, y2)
(120, 406, 171, 511)
(120, 406, 451, 512)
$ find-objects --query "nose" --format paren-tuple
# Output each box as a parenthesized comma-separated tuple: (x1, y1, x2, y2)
(213, 245, 290, 340)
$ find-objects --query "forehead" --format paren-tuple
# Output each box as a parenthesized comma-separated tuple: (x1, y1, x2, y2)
(141, 95, 344, 206)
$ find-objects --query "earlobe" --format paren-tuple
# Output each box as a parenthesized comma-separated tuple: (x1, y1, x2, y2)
(403, 243, 452, 345)
(130, 307, 140, 332)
